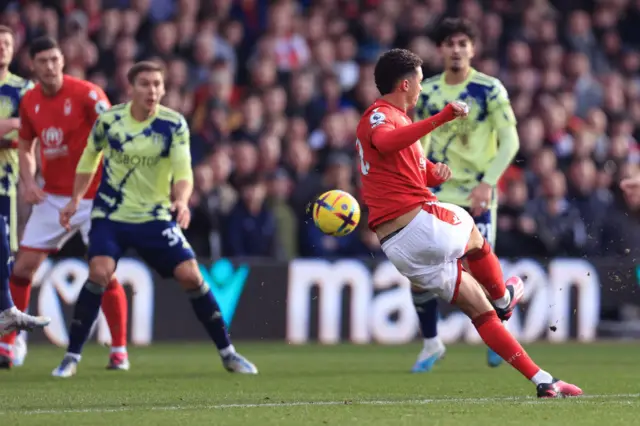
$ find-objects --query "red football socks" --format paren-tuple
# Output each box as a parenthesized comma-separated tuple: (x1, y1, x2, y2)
(466, 240, 507, 302)
(473, 311, 540, 379)
(1, 274, 32, 346)
(102, 278, 128, 349)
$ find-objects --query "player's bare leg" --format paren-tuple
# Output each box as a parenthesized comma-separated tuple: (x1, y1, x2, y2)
(174, 260, 257, 374)
(454, 269, 582, 398)
(52, 255, 115, 377)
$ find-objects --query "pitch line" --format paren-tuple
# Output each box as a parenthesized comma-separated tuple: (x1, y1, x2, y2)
(4, 393, 639, 416)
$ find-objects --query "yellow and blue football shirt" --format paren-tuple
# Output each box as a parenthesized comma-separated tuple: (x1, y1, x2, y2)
(415, 69, 517, 208)
(77, 103, 194, 224)
(0, 72, 33, 251)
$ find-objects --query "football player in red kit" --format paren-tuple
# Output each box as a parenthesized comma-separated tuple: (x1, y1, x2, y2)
(356, 48, 582, 398)
(0, 37, 129, 370)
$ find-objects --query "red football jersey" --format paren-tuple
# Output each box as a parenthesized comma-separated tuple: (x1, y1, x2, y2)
(19, 75, 110, 199)
(356, 99, 438, 230)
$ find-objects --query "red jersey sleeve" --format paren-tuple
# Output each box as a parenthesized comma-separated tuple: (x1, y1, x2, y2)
(18, 93, 36, 141)
(82, 84, 111, 123)
(371, 104, 457, 154)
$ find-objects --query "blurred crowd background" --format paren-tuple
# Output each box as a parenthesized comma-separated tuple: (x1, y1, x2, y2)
(4, 0, 640, 260)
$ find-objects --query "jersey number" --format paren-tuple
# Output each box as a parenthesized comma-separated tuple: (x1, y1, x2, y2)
(355, 139, 370, 176)
(476, 223, 493, 241)
(162, 226, 185, 247)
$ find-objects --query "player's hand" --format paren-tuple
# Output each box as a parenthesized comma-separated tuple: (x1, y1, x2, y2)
(468, 182, 493, 216)
(432, 162, 452, 182)
(449, 101, 469, 118)
(60, 200, 79, 231)
(171, 200, 191, 229)
(24, 181, 46, 205)
(620, 176, 640, 196)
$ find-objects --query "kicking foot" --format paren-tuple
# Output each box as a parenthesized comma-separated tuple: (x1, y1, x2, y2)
(537, 379, 583, 398)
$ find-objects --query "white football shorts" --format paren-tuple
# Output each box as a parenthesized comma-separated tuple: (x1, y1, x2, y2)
(381, 202, 474, 303)
(20, 193, 93, 252)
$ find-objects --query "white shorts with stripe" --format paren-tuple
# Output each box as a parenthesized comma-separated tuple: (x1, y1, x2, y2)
(381, 202, 474, 303)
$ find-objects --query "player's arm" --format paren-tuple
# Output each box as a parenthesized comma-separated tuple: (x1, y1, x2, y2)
(1, 81, 35, 149)
(170, 117, 194, 229)
(73, 118, 105, 203)
(371, 103, 462, 154)
(481, 81, 519, 186)
(0, 118, 19, 148)
(18, 97, 46, 203)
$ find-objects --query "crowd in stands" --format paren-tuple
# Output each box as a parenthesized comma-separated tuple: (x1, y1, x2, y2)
(4, 0, 640, 260)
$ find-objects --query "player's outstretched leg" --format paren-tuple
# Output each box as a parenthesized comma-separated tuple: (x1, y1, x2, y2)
(102, 278, 129, 371)
(52, 257, 114, 378)
(458, 225, 580, 397)
(410, 291, 445, 373)
(0, 216, 50, 361)
(455, 270, 582, 397)
(174, 260, 257, 374)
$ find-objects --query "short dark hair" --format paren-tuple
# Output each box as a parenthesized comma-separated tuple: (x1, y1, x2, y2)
(0, 25, 14, 38)
(433, 18, 478, 46)
(127, 61, 165, 84)
(29, 36, 59, 58)
(374, 48, 423, 95)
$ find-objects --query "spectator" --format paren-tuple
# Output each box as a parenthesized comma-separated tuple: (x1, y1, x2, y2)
(266, 169, 298, 259)
(224, 174, 277, 258)
(5, 0, 640, 259)
(185, 152, 238, 259)
(526, 170, 588, 256)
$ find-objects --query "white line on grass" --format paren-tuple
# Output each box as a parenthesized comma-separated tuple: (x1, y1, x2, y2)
(5, 393, 639, 416)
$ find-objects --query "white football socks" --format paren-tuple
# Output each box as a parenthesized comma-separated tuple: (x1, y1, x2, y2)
(493, 290, 512, 310)
(531, 369, 554, 385)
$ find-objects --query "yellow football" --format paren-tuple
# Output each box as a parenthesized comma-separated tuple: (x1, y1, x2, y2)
(312, 189, 361, 236)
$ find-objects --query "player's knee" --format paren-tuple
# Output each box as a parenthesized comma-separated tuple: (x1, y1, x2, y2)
(88, 257, 116, 288)
(12, 250, 48, 279)
(465, 225, 486, 255)
(174, 260, 202, 291)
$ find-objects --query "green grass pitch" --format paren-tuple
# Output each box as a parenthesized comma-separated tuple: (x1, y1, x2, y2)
(0, 342, 638, 425)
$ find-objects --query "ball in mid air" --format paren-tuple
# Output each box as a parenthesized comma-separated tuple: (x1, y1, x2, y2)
(312, 189, 361, 236)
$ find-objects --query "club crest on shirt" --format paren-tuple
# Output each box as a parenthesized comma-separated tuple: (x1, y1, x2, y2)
(64, 98, 72, 116)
